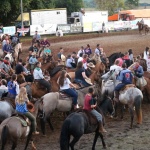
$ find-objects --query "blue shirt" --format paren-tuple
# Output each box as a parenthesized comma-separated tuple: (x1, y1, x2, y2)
(117, 69, 132, 84)
(7, 81, 17, 96)
(16, 102, 28, 113)
(135, 66, 144, 78)
(29, 57, 38, 65)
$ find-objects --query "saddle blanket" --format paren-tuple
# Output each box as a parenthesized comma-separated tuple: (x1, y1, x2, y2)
(16, 117, 29, 127)
(59, 92, 71, 99)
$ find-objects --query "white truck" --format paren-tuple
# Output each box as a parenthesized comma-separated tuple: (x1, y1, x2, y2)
(66, 11, 108, 33)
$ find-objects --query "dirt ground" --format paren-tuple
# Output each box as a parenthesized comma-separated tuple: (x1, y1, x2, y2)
(2, 30, 150, 150)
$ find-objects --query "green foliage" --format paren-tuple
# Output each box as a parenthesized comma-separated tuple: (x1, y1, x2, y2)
(94, 0, 125, 15)
(125, 0, 139, 9)
(0, 0, 83, 25)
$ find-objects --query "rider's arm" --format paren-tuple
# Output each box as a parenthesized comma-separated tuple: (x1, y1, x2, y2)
(38, 70, 44, 79)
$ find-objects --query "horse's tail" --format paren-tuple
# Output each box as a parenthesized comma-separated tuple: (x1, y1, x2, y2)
(134, 95, 142, 124)
(60, 119, 71, 150)
(1, 125, 9, 150)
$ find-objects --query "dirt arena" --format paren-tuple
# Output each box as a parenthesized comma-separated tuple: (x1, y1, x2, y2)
(2, 30, 150, 150)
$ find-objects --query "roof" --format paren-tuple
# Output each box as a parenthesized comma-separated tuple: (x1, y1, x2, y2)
(16, 13, 29, 21)
(108, 14, 118, 21)
(119, 9, 150, 18)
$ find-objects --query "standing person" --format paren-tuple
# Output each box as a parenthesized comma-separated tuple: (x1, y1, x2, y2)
(84, 44, 92, 57)
(143, 47, 149, 60)
(33, 31, 41, 45)
(15, 87, 39, 135)
(33, 62, 51, 93)
(83, 87, 107, 133)
(128, 49, 133, 64)
(102, 22, 105, 33)
(77, 46, 84, 58)
(7, 74, 19, 99)
(58, 70, 78, 110)
(57, 47, 66, 65)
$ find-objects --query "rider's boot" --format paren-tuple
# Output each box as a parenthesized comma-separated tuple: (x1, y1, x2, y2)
(113, 91, 119, 102)
(99, 121, 107, 133)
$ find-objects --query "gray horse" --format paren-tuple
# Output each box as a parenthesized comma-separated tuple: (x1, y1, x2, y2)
(0, 101, 15, 123)
(39, 85, 98, 135)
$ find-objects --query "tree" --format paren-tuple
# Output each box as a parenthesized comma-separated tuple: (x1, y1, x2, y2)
(125, 0, 139, 9)
(94, 0, 125, 15)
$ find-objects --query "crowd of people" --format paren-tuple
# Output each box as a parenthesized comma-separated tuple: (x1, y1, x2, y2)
(0, 30, 149, 136)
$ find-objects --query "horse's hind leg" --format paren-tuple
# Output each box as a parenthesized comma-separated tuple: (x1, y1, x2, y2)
(99, 132, 107, 149)
(129, 107, 134, 129)
(46, 115, 54, 131)
(11, 141, 17, 150)
(69, 136, 80, 150)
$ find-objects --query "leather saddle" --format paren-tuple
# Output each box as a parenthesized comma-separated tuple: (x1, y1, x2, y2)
(120, 84, 135, 93)
(59, 91, 71, 99)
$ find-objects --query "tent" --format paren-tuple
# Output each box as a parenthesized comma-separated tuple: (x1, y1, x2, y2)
(108, 14, 118, 21)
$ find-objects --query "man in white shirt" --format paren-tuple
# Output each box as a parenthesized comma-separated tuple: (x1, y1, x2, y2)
(77, 46, 84, 58)
(33, 62, 51, 92)
(110, 60, 122, 75)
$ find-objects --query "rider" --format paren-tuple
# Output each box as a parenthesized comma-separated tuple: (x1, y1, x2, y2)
(3, 40, 13, 57)
(1, 57, 12, 75)
(7, 74, 20, 99)
(140, 18, 144, 29)
(113, 63, 133, 102)
(83, 87, 107, 133)
(33, 62, 51, 93)
(10, 32, 20, 47)
(110, 60, 122, 75)
(58, 70, 78, 110)
(15, 87, 39, 135)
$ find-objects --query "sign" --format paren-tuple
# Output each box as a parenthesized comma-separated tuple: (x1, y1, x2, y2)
(30, 24, 57, 35)
(57, 24, 71, 33)
(17, 27, 30, 33)
(3, 26, 16, 35)
(70, 24, 82, 33)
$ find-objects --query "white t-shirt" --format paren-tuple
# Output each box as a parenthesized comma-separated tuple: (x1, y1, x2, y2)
(110, 64, 122, 75)
(60, 78, 71, 90)
(78, 57, 83, 63)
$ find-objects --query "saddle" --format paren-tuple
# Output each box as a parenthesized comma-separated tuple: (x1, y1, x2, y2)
(78, 109, 98, 125)
(59, 91, 71, 99)
(120, 84, 135, 93)
(12, 113, 31, 127)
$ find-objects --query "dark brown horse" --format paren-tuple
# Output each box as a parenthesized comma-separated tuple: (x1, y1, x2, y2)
(136, 21, 149, 35)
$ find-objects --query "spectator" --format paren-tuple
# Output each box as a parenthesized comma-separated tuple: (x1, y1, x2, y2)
(84, 44, 92, 57)
(0, 79, 8, 98)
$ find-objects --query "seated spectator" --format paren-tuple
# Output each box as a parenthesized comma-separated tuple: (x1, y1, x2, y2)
(0, 79, 8, 98)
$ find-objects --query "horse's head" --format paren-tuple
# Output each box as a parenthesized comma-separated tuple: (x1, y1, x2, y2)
(99, 90, 115, 116)
(17, 74, 25, 84)
(101, 69, 116, 81)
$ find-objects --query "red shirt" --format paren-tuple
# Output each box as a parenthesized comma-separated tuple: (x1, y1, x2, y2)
(83, 94, 92, 111)
(123, 55, 129, 60)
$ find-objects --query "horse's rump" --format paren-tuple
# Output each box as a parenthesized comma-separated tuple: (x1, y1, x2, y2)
(120, 84, 135, 93)
(59, 91, 72, 99)
(1, 97, 15, 109)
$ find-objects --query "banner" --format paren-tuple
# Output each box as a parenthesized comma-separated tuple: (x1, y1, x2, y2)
(17, 27, 30, 33)
(57, 24, 71, 33)
(3, 26, 16, 35)
(70, 24, 82, 33)
(30, 24, 57, 35)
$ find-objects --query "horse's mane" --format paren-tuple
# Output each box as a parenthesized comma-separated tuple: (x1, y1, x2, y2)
(108, 52, 121, 58)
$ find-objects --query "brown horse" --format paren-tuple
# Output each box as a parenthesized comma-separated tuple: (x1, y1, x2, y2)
(136, 21, 149, 35)
(0, 100, 41, 150)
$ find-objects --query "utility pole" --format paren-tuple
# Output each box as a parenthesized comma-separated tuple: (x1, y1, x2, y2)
(21, 0, 24, 29)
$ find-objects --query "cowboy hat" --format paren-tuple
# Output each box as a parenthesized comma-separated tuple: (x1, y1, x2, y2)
(27, 101, 35, 113)
(87, 62, 95, 68)
(32, 52, 36, 55)
(85, 78, 93, 85)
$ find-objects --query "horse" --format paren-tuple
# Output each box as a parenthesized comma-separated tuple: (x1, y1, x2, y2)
(0, 100, 41, 150)
(0, 101, 15, 123)
(59, 91, 114, 150)
(101, 69, 143, 128)
(39, 85, 100, 135)
(107, 52, 123, 67)
(13, 43, 22, 63)
(136, 21, 149, 35)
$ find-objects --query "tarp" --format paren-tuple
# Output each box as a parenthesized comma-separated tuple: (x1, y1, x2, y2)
(16, 13, 29, 21)
(108, 14, 118, 21)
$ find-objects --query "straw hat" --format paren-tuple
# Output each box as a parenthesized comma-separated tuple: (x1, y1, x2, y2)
(32, 52, 36, 55)
(87, 62, 95, 68)
(85, 78, 93, 85)
(27, 101, 35, 113)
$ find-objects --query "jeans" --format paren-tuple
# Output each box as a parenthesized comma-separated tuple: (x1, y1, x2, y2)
(24, 112, 37, 132)
(115, 83, 126, 91)
(74, 79, 91, 87)
(91, 109, 102, 122)
(63, 88, 78, 105)
(38, 79, 51, 92)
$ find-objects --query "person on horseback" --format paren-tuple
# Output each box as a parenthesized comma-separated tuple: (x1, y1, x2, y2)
(77, 46, 84, 58)
(57, 47, 66, 65)
(140, 18, 144, 29)
(84, 44, 92, 57)
(29, 52, 38, 74)
(33, 31, 41, 45)
(15, 87, 39, 135)
(3, 40, 13, 57)
(33, 62, 51, 93)
(10, 32, 20, 47)
(1, 57, 12, 75)
(58, 70, 78, 110)
(83, 87, 107, 133)
(7, 74, 19, 99)
(143, 47, 149, 60)
(110, 60, 122, 74)
(74, 61, 92, 87)
(113, 63, 133, 102)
